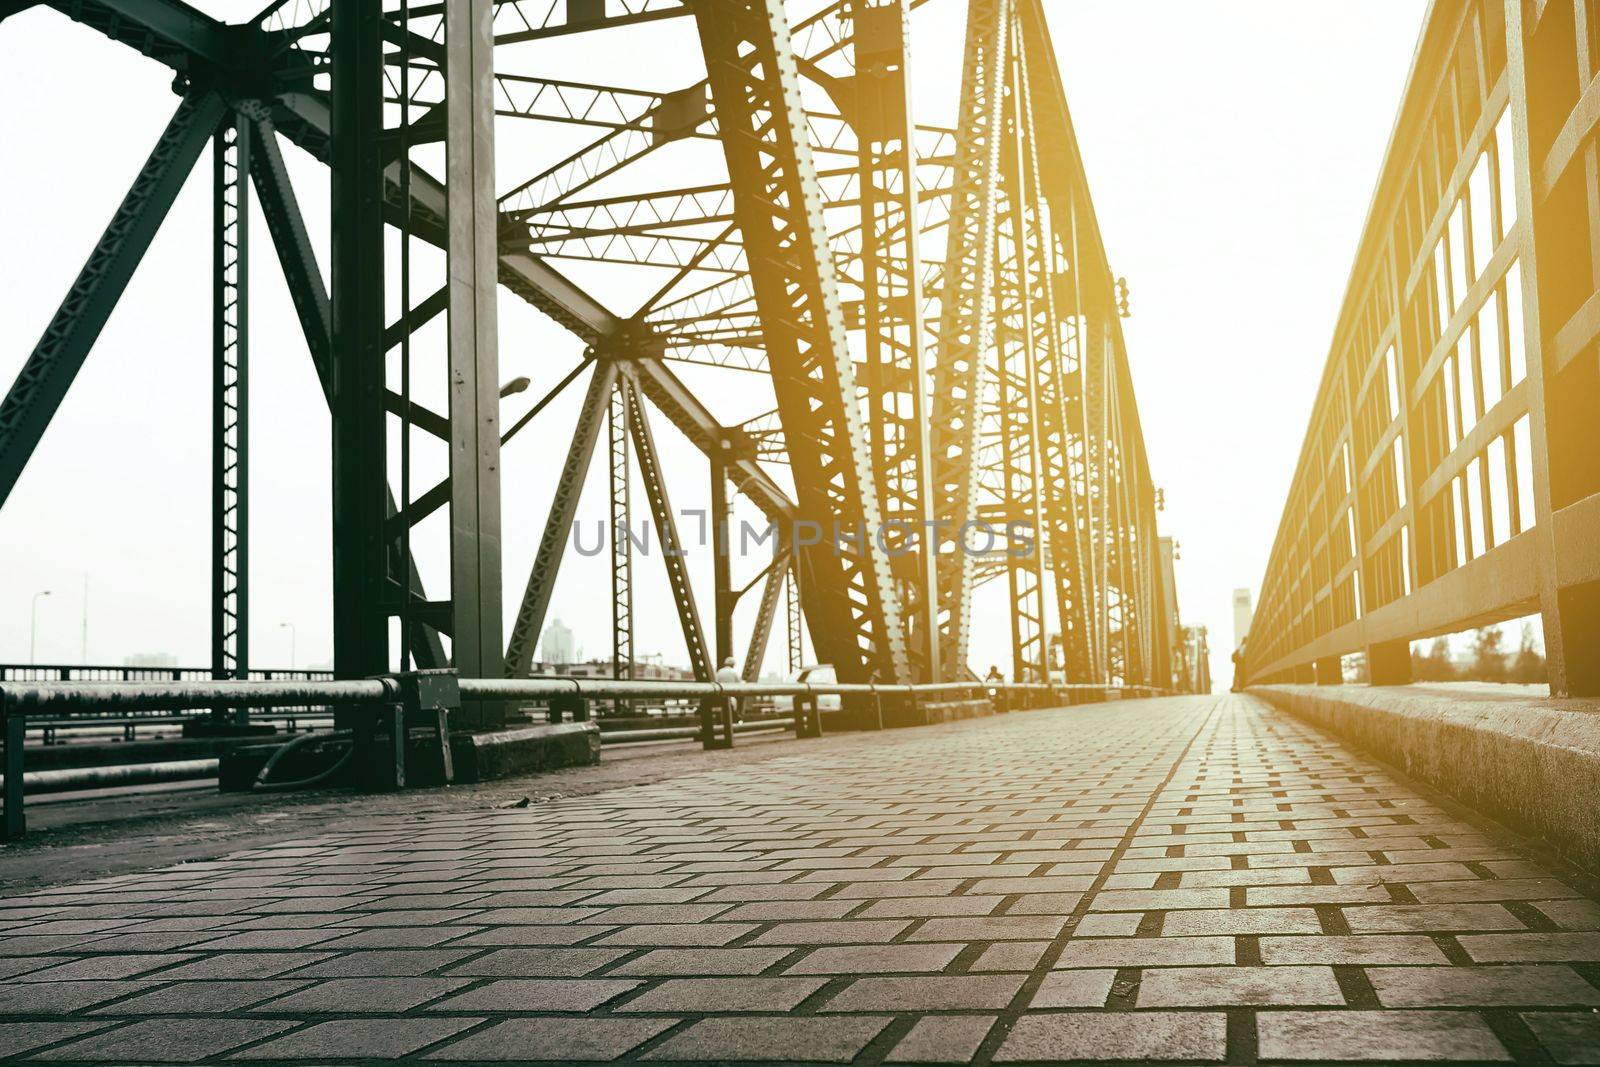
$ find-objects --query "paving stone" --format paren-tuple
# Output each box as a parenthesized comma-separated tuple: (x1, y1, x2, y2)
(0, 955, 70, 980)
(1368, 964, 1600, 1007)
(785, 942, 961, 975)
(1073, 913, 1144, 937)
(994, 1010, 1228, 1062)
(268, 947, 475, 977)
(11, 952, 195, 981)
(187, 929, 343, 951)
(749, 919, 910, 945)
(427, 1017, 676, 1061)
(1531, 899, 1600, 931)
(608, 947, 791, 976)
(1460, 932, 1600, 962)
(1259, 934, 1451, 964)
(0, 980, 155, 1015)
(33, 1018, 296, 1061)
(906, 916, 1066, 941)
(591, 923, 757, 947)
(641, 1015, 891, 1062)
(1137, 964, 1344, 1006)
(822, 974, 1025, 1011)
(253, 977, 468, 1013)
(148, 951, 333, 980)
(1030, 968, 1116, 1007)
(1410, 878, 1582, 903)
(885, 1016, 996, 1063)
(237, 1017, 481, 1059)
(1256, 1009, 1509, 1061)
(426, 977, 641, 1012)
(87, 980, 309, 1014)
(970, 941, 1051, 972)
(442, 947, 629, 977)
(616, 977, 828, 1013)
(1523, 1012, 1600, 1065)
(1160, 906, 1322, 936)
(1088, 887, 1231, 911)
(1343, 903, 1528, 933)
(1055, 935, 1234, 969)
(0, 1021, 113, 1059)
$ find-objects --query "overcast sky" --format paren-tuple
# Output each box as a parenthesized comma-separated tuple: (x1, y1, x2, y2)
(0, 1, 1427, 684)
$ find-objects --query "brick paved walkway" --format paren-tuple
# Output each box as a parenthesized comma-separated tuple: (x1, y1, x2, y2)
(1, 694, 1598, 1064)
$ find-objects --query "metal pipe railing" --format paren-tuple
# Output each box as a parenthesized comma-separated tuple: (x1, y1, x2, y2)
(2, 675, 1173, 840)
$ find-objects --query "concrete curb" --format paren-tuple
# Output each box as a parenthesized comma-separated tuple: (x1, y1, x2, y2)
(1251, 684, 1600, 874)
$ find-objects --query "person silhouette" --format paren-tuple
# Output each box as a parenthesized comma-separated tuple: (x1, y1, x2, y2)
(715, 656, 742, 721)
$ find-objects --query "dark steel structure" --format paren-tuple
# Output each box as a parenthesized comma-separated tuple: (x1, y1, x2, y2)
(1249, 0, 1600, 697)
(0, 0, 1181, 697)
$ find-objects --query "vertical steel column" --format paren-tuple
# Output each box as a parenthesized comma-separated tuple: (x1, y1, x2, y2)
(785, 561, 803, 673)
(609, 376, 633, 693)
(330, 0, 390, 689)
(993, 31, 1047, 683)
(927, 0, 1010, 677)
(1011, 26, 1090, 684)
(446, 0, 506, 716)
(711, 447, 734, 669)
(849, 0, 937, 682)
(212, 113, 250, 715)
(691, 0, 909, 684)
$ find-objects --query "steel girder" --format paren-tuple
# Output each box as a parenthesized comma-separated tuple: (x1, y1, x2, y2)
(212, 113, 250, 697)
(742, 549, 788, 682)
(1007, 22, 1091, 684)
(691, 0, 909, 684)
(21, 0, 1178, 691)
(445, 0, 507, 689)
(608, 376, 633, 684)
(504, 361, 618, 677)
(848, 0, 938, 682)
(926, 0, 1009, 679)
(0, 90, 225, 511)
(328, 0, 389, 687)
(988, 29, 1048, 683)
(247, 111, 449, 671)
(624, 372, 713, 682)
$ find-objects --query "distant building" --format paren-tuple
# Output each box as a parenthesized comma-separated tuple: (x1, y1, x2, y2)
(1232, 588, 1253, 652)
(534, 658, 694, 681)
(123, 652, 178, 668)
(540, 619, 576, 665)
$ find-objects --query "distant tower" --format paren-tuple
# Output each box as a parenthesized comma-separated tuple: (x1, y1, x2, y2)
(1232, 588, 1253, 652)
(541, 618, 577, 665)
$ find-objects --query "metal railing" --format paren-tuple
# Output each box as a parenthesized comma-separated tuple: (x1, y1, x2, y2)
(1, 674, 1172, 840)
(1248, 0, 1600, 696)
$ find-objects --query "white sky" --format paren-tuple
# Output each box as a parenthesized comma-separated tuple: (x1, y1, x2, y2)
(0, 1, 1427, 686)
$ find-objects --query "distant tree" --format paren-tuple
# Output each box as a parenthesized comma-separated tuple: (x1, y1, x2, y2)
(1412, 636, 1456, 681)
(1468, 626, 1506, 681)
(1509, 621, 1547, 684)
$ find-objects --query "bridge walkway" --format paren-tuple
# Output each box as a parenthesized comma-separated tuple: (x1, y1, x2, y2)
(0, 695, 1596, 1064)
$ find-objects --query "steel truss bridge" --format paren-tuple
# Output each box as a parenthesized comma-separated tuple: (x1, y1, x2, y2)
(0, 0, 1198, 723)
(1248, 0, 1600, 698)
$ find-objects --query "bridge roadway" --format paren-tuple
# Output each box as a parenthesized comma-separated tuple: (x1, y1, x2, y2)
(0, 695, 1597, 1065)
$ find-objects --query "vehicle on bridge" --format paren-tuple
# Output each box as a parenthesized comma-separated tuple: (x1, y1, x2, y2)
(772, 665, 842, 714)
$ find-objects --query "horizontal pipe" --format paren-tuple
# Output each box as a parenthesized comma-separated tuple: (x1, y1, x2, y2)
(1, 678, 1176, 721)
(0, 758, 220, 796)
(0, 678, 395, 713)
(602, 719, 795, 745)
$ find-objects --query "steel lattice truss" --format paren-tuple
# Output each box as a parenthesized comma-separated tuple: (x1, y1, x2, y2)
(0, 0, 1179, 695)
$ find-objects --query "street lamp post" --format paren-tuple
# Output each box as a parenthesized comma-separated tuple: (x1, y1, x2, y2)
(29, 590, 52, 665)
(278, 622, 297, 670)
